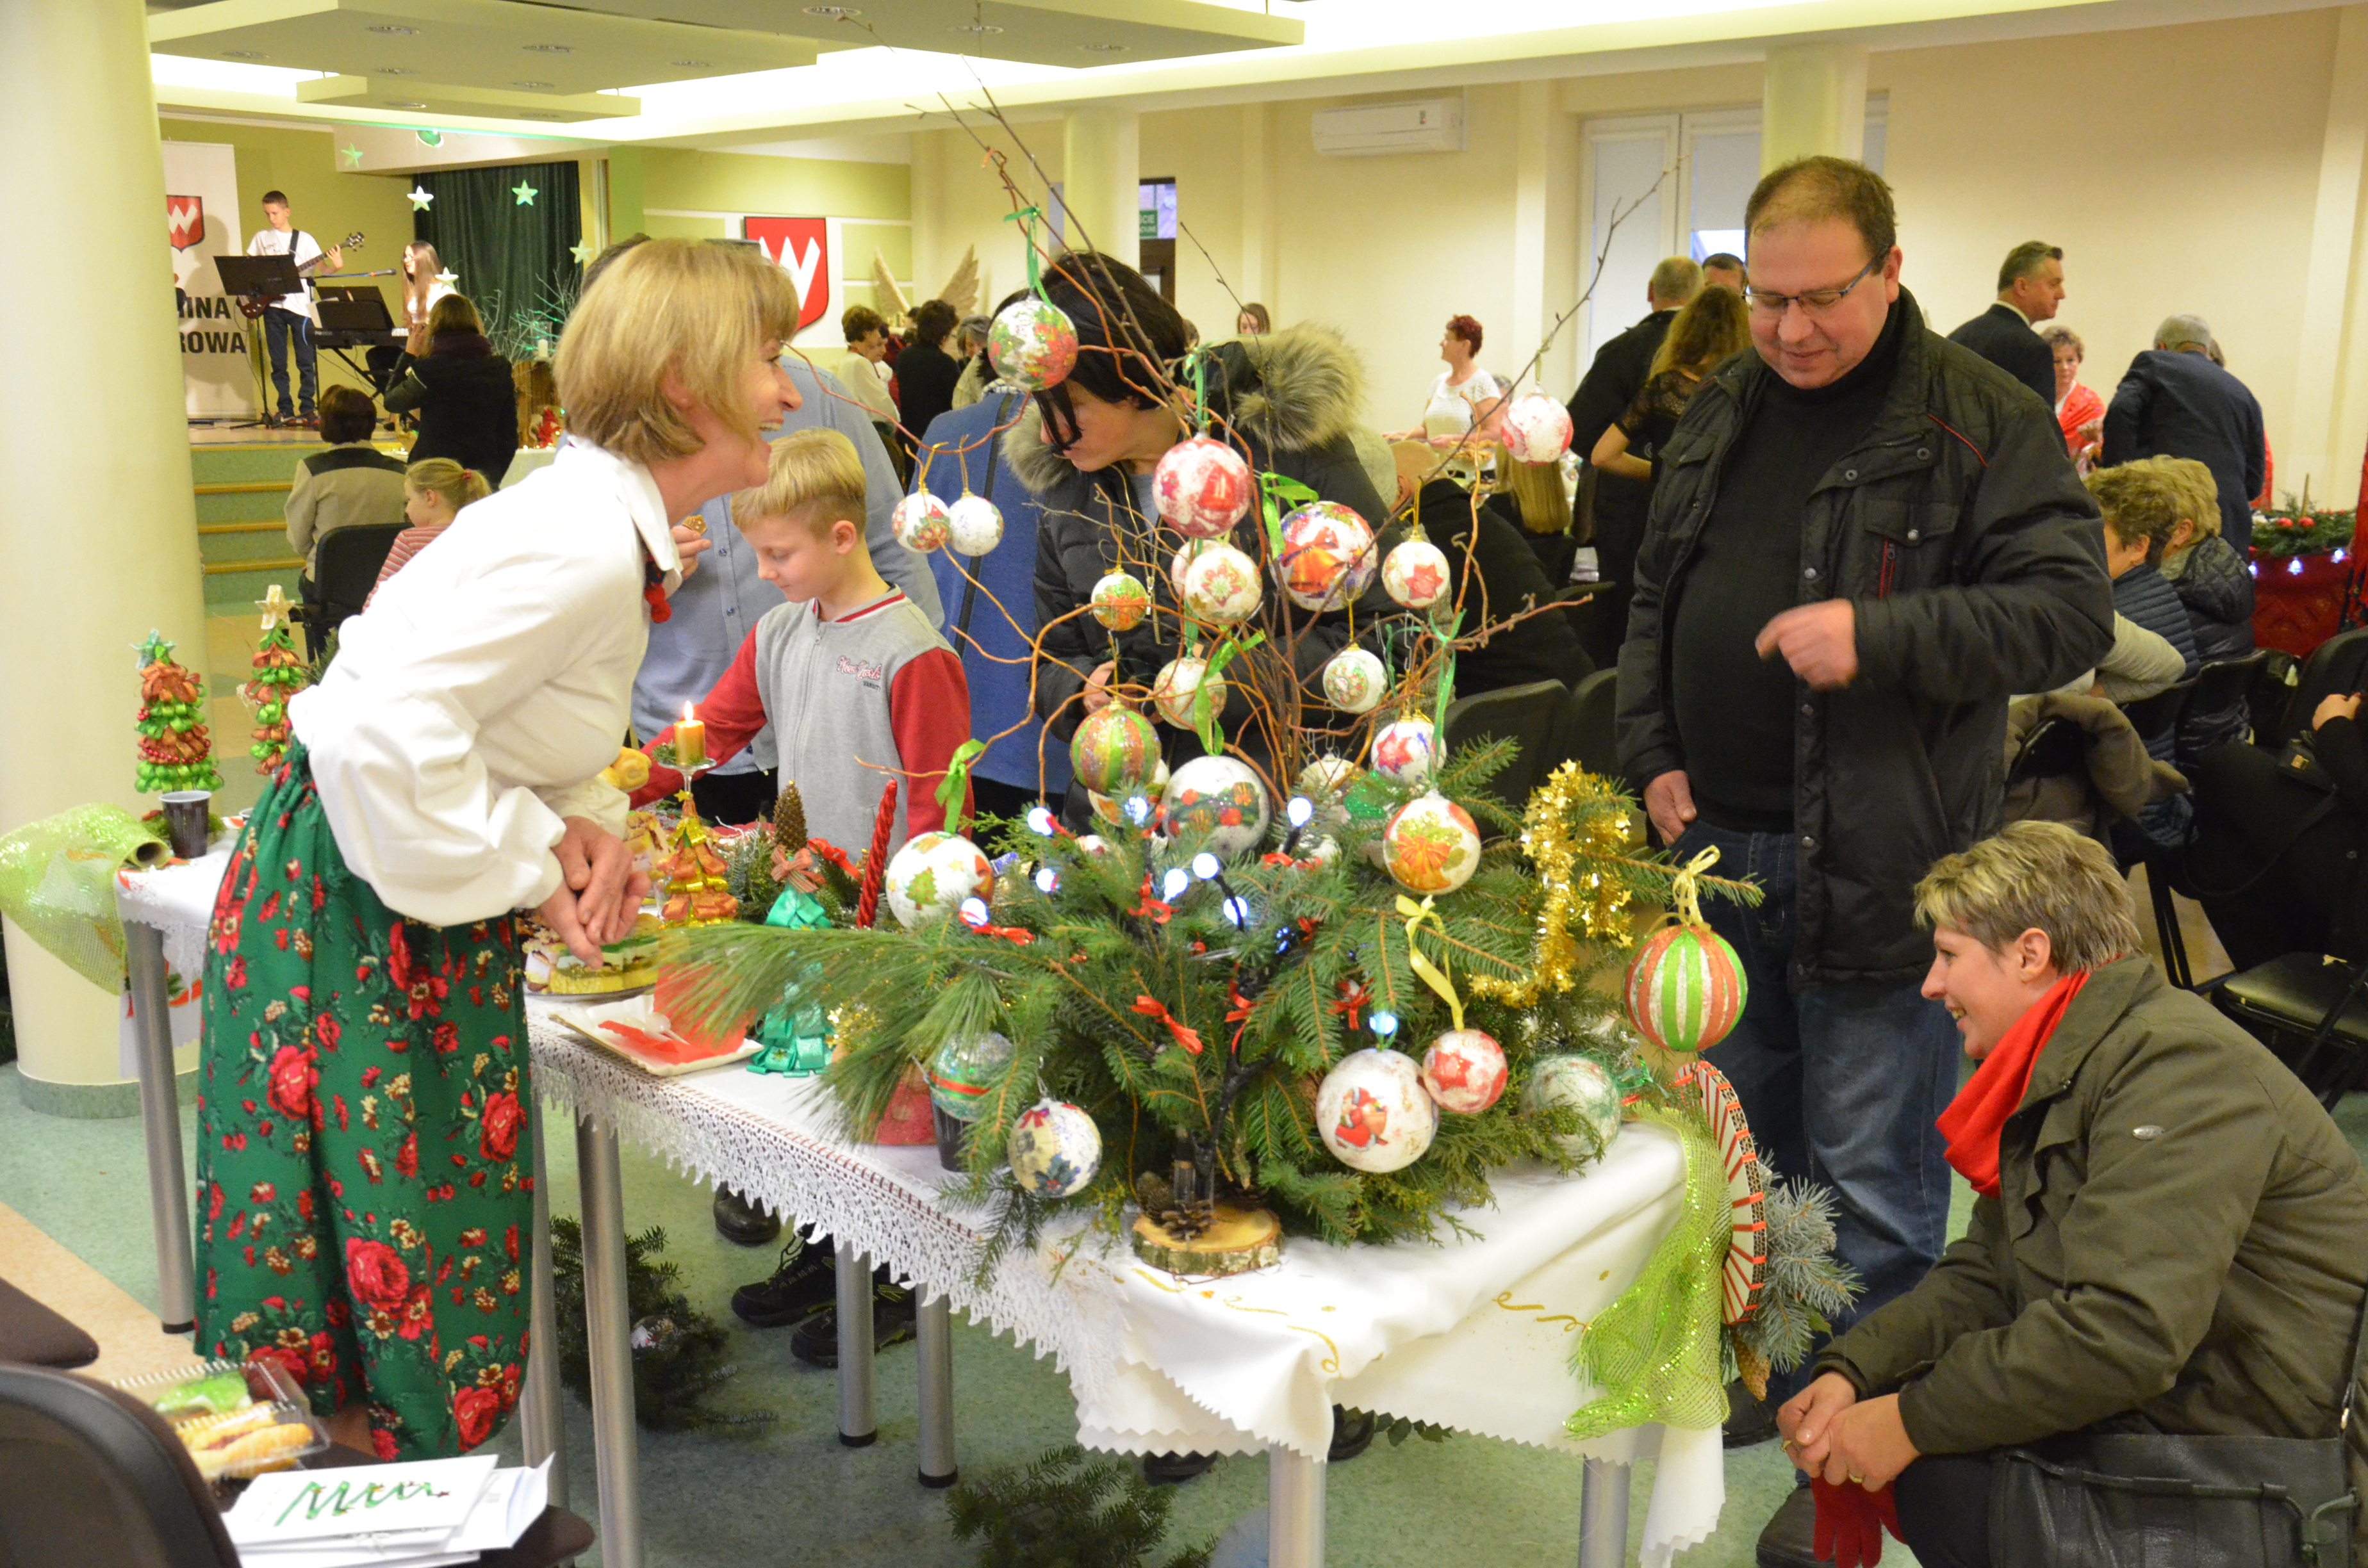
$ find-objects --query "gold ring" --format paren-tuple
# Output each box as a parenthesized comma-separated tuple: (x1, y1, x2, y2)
(1848, 1473, 1866, 1485)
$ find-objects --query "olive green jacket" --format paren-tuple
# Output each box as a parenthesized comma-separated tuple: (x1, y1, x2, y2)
(1817, 958, 2368, 1463)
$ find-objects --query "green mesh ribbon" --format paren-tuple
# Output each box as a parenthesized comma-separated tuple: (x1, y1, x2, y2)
(1564, 1105, 1732, 1438)
(0, 805, 172, 991)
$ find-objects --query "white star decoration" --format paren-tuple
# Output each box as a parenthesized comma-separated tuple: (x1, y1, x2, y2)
(406, 185, 434, 211)
(340, 143, 364, 168)
(569, 240, 595, 265)
(434, 268, 459, 286)
(255, 584, 293, 631)
(512, 181, 538, 206)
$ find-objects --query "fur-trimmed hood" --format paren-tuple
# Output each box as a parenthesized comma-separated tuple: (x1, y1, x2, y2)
(1004, 320, 1370, 498)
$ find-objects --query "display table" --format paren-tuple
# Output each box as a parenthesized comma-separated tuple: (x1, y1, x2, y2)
(115, 853, 1722, 1567)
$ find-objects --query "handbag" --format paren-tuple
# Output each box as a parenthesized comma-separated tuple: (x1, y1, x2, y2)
(1989, 1294, 2367, 1567)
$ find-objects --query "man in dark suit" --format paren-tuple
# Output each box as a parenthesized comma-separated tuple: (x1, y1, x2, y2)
(1565, 253, 1703, 667)
(1946, 240, 2062, 407)
(2103, 313, 2267, 539)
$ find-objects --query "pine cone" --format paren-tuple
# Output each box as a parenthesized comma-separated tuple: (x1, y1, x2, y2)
(773, 781, 807, 853)
(1156, 1198, 1215, 1242)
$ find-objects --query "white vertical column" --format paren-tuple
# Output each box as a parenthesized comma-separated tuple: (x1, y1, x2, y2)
(1062, 106, 1142, 268)
(1761, 42, 1870, 170)
(1511, 80, 1552, 393)
(1240, 102, 1275, 314)
(0, 0, 209, 1109)
(2288, 4, 2368, 506)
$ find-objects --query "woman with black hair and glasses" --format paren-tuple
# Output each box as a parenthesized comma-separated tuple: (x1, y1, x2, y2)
(1008, 250, 1404, 834)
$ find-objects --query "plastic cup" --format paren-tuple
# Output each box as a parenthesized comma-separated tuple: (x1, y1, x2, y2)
(160, 791, 213, 859)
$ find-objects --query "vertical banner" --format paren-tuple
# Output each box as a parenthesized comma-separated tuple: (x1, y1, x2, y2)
(163, 140, 256, 418)
(743, 215, 843, 352)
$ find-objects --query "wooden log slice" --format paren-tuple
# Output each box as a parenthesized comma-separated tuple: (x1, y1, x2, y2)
(1129, 1204, 1283, 1277)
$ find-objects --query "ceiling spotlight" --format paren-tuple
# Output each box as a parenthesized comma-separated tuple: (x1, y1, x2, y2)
(511, 79, 554, 88)
(388, 99, 428, 108)
(365, 23, 417, 34)
(1080, 42, 1127, 51)
(522, 42, 573, 53)
(948, 21, 1005, 33)
(377, 65, 416, 74)
(518, 112, 565, 120)
(220, 49, 267, 58)
(668, 58, 709, 67)
(802, 5, 860, 15)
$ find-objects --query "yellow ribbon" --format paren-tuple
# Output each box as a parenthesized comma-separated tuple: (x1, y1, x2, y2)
(1666, 845, 1722, 929)
(1395, 894, 1463, 1033)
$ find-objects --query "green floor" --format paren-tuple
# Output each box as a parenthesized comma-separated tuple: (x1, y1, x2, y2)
(9, 1063, 2364, 1567)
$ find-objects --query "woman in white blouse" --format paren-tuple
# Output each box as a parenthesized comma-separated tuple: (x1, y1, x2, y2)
(1388, 313, 1508, 451)
(191, 239, 800, 1460)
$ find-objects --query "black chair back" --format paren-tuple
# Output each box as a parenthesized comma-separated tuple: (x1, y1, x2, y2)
(302, 521, 406, 657)
(2008, 715, 2087, 787)
(1546, 666, 1621, 783)
(1442, 678, 1566, 821)
(0, 1365, 240, 1568)
(2276, 628, 2368, 747)
(2118, 675, 2196, 749)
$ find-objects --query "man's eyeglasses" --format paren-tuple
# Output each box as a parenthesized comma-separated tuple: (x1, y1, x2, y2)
(1745, 258, 1881, 319)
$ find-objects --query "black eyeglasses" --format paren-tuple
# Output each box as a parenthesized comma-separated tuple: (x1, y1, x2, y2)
(1745, 258, 1881, 320)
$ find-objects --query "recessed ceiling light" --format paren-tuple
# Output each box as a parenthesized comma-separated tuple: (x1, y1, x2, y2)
(803, 5, 860, 15)
(388, 99, 427, 108)
(668, 59, 709, 67)
(378, 66, 415, 74)
(948, 21, 1003, 33)
(512, 79, 554, 88)
(1079, 42, 1126, 52)
(519, 112, 565, 120)
(220, 49, 267, 58)
(365, 24, 417, 34)
(522, 42, 573, 53)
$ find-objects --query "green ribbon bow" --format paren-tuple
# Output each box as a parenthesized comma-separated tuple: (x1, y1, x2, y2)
(1002, 206, 1044, 297)
(936, 739, 988, 836)
(1192, 631, 1267, 758)
(1258, 472, 1318, 562)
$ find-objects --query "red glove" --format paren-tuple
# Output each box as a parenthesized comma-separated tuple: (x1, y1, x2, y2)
(1811, 1478, 1901, 1567)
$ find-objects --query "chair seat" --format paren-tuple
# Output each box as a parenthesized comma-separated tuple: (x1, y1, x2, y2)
(2212, 951, 2368, 1105)
(0, 1278, 99, 1369)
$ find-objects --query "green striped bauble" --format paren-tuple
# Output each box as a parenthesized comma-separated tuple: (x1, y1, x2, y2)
(1624, 923, 1746, 1055)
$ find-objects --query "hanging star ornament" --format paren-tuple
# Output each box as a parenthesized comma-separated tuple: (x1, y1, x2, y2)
(407, 185, 434, 211)
(255, 584, 293, 632)
(434, 268, 459, 286)
(340, 143, 364, 168)
(135, 630, 176, 668)
(512, 181, 538, 206)
(570, 239, 596, 266)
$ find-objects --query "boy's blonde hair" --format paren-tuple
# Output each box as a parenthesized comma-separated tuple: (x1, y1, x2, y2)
(2084, 464, 2183, 562)
(406, 457, 490, 512)
(556, 238, 801, 468)
(731, 429, 868, 535)
(1914, 821, 2141, 974)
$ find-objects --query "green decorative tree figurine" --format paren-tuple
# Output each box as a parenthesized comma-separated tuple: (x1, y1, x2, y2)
(240, 586, 309, 774)
(133, 630, 223, 795)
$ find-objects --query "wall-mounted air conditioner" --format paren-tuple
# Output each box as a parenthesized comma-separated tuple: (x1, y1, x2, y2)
(1311, 97, 1465, 157)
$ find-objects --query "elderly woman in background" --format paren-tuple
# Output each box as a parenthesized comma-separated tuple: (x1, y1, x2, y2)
(1387, 314, 1506, 451)
(951, 313, 994, 409)
(1776, 821, 2368, 1567)
(193, 238, 793, 1461)
(2041, 323, 2105, 471)
(385, 294, 520, 487)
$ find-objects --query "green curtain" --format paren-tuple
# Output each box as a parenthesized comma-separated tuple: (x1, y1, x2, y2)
(413, 161, 581, 359)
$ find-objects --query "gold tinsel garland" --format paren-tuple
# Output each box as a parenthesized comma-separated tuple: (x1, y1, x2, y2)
(1470, 761, 1636, 1006)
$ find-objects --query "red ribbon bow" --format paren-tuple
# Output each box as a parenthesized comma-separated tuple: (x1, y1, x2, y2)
(1131, 995, 1203, 1055)
(962, 913, 1036, 945)
(807, 838, 858, 878)
(1329, 979, 1372, 1031)
(1130, 878, 1174, 924)
(1226, 985, 1258, 1053)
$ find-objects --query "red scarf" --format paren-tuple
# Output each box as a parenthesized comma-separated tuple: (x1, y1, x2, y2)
(1936, 970, 2089, 1198)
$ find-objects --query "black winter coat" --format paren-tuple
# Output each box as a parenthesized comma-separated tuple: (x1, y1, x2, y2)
(2102, 350, 2267, 539)
(1945, 302, 2055, 411)
(1616, 290, 2115, 984)
(1412, 479, 1587, 693)
(385, 335, 519, 487)
(2171, 532, 2257, 758)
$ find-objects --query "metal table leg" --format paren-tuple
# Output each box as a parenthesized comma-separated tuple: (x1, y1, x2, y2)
(124, 923, 194, 1334)
(1268, 1446, 1326, 1568)
(916, 1289, 955, 1487)
(835, 1237, 876, 1446)
(518, 1106, 567, 1512)
(1577, 1457, 1631, 1568)
(575, 1111, 640, 1568)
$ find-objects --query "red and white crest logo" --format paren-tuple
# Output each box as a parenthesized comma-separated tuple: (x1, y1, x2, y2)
(167, 195, 205, 252)
(743, 216, 830, 332)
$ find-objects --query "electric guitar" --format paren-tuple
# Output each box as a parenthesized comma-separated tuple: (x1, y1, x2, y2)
(237, 231, 366, 319)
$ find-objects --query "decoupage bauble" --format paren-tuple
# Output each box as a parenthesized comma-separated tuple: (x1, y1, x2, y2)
(1077, 834, 1114, 857)
(1524, 1054, 1622, 1163)
(1276, 501, 1379, 610)
(1087, 757, 1169, 824)
(1169, 541, 1206, 594)
(1007, 1098, 1103, 1199)
(1178, 542, 1262, 625)
(1153, 436, 1254, 539)
(946, 493, 1004, 555)
(1295, 755, 1363, 819)
(1152, 657, 1226, 730)
(892, 491, 952, 553)
(1296, 833, 1341, 868)
(1381, 538, 1453, 610)
(1069, 705, 1163, 797)
(989, 295, 1078, 389)
(885, 831, 994, 929)
(926, 1029, 1015, 1122)
(1421, 1029, 1508, 1114)
(1316, 1049, 1436, 1173)
(1382, 790, 1483, 895)
(1321, 646, 1388, 714)
(1090, 571, 1151, 631)
(1370, 716, 1438, 787)
(1500, 391, 1576, 464)
(1625, 922, 1747, 1055)
(1161, 753, 1270, 858)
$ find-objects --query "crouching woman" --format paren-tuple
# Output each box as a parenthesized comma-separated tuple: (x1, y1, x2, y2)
(1778, 821, 2368, 1567)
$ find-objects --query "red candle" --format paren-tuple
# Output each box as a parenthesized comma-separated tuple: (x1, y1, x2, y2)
(855, 779, 898, 928)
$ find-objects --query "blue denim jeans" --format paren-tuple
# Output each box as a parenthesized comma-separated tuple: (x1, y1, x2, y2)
(1673, 820, 1962, 1400)
(262, 304, 317, 418)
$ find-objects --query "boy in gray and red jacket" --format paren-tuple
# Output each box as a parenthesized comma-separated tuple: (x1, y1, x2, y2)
(637, 429, 971, 858)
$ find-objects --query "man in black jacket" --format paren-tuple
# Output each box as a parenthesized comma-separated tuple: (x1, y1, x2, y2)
(1615, 159, 2111, 1558)
(1566, 254, 1704, 667)
(2102, 314, 2267, 539)
(1945, 240, 2062, 408)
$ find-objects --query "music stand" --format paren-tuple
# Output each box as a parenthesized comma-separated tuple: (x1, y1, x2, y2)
(210, 254, 306, 429)
(314, 284, 400, 392)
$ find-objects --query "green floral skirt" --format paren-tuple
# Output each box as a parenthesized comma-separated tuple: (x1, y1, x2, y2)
(193, 740, 534, 1460)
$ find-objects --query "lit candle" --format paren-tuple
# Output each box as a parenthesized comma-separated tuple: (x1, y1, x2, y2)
(675, 702, 706, 769)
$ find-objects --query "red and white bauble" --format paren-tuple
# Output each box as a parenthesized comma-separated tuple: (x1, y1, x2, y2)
(1153, 436, 1254, 539)
(1687, 1061, 1767, 1324)
(1625, 922, 1747, 1056)
(1007, 1099, 1103, 1200)
(1321, 647, 1388, 714)
(1381, 539, 1453, 610)
(1090, 571, 1151, 631)
(1179, 542, 1262, 625)
(1276, 501, 1379, 611)
(946, 494, 1004, 555)
(1381, 790, 1482, 895)
(1316, 1048, 1436, 1173)
(1152, 657, 1226, 730)
(1500, 392, 1576, 464)
(1420, 1029, 1508, 1114)
(892, 492, 953, 553)
(1370, 716, 1437, 787)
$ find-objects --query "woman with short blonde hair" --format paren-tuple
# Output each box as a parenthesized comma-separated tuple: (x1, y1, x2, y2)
(193, 236, 800, 1462)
